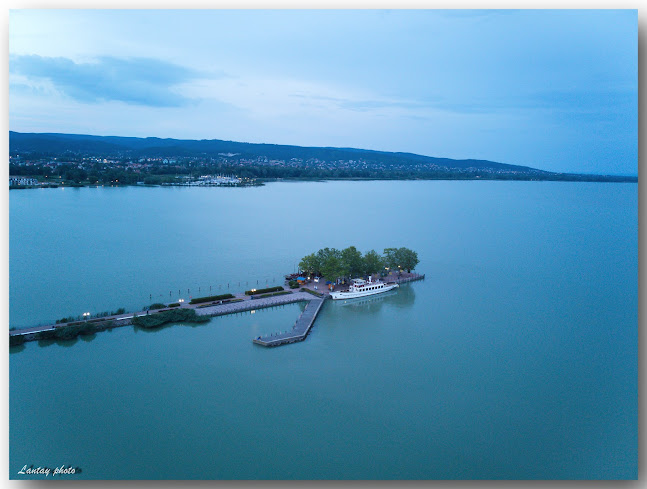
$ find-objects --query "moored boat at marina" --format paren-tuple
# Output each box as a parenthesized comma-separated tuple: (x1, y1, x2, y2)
(330, 276, 398, 300)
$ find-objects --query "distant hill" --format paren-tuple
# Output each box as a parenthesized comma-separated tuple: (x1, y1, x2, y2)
(8, 131, 636, 182)
(9, 131, 546, 173)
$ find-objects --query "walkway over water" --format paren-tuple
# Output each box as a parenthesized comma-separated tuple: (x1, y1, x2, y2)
(9, 292, 319, 340)
(10, 273, 422, 346)
(253, 298, 325, 347)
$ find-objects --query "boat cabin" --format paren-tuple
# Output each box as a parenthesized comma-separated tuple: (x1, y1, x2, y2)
(349, 276, 386, 293)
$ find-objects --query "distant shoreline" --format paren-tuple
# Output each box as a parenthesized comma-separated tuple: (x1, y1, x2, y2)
(9, 174, 638, 190)
(9, 131, 637, 186)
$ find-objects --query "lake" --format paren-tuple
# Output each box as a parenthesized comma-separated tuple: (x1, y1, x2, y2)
(9, 180, 638, 479)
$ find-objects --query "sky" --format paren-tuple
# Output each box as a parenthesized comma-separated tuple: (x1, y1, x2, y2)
(8, 9, 638, 175)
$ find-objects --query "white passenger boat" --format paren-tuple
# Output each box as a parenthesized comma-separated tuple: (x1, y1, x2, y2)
(330, 276, 398, 300)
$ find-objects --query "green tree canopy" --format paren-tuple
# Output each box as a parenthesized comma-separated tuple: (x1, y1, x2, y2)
(319, 248, 345, 283)
(395, 247, 419, 273)
(299, 253, 320, 276)
(299, 245, 419, 282)
(382, 248, 399, 270)
(315, 247, 335, 269)
(362, 249, 384, 275)
(341, 246, 364, 278)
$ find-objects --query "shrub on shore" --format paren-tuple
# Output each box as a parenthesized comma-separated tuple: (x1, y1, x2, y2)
(148, 303, 166, 310)
(189, 294, 235, 305)
(245, 286, 283, 296)
(253, 290, 293, 299)
(55, 316, 77, 324)
(12, 319, 116, 345)
(54, 322, 96, 340)
(10, 334, 25, 346)
(301, 288, 324, 297)
(54, 307, 126, 324)
(132, 308, 210, 329)
(92, 320, 114, 331)
(34, 329, 57, 340)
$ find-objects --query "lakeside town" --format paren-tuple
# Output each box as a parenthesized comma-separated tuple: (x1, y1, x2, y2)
(9, 152, 254, 188)
(10, 132, 636, 188)
(7, 151, 540, 189)
(9, 171, 247, 188)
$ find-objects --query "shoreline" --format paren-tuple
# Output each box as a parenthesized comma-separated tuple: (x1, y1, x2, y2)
(8, 174, 638, 191)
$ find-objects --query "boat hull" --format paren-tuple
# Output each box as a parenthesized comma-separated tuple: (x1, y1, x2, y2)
(330, 283, 399, 300)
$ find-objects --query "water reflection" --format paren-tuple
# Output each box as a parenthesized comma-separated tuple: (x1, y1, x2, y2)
(391, 282, 417, 308)
(35, 337, 83, 349)
(340, 283, 416, 307)
(336, 282, 416, 312)
(132, 320, 212, 335)
(338, 290, 397, 313)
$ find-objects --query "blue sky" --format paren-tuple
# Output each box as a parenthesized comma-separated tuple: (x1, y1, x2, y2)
(9, 9, 637, 175)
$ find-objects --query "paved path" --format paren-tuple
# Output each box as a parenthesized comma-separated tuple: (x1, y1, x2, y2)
(9, 291, 320, 339)
(10, 312, 138, 337)
(193, 292, 316, 317)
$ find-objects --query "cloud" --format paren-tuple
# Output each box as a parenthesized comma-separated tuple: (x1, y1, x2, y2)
(10, 55, 212, 107)
(289, 91, 429, 114)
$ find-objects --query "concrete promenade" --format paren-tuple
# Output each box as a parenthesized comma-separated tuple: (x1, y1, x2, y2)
(192, 291, 316, 317)
(9, 291, 321, 342)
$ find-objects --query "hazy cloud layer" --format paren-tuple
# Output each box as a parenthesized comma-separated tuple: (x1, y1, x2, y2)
(10, 55, 206, 107)
(8, 10, 638, 174)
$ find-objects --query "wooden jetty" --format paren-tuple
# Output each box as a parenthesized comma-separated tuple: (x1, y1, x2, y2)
(253, 298, 325, 347)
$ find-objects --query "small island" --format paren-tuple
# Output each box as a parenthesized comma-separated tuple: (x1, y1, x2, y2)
(296, 246, 419, 288)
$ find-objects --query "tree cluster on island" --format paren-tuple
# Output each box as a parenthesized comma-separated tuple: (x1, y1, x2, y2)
(298, 246, 419, 283)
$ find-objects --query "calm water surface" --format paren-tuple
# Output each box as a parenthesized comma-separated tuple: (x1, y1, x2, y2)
(10, 181, 637, 479)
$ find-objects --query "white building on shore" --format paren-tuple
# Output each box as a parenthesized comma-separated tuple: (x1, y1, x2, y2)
(195, 174, 241, 185)
(9, 176, 38, 186)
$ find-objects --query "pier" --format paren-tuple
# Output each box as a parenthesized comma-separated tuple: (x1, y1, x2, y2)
(9, 292, 317, 341)
(253, 297, 325, 347)
(10, 271, 424, 347)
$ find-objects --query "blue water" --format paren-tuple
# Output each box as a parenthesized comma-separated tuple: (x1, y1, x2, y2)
(9, 181, 638, 479)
